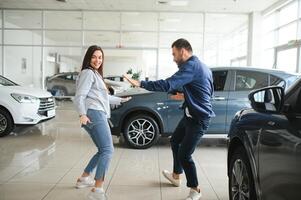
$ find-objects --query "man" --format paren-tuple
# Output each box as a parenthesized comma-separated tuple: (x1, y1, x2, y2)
(123, 38, 215, 200)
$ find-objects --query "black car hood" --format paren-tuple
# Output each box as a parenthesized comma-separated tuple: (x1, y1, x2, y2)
(115, 88, 154, 97)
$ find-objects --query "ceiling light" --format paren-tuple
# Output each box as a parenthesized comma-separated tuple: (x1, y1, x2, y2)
(157, 1, 169, 5)
(56, 0, 67, 2)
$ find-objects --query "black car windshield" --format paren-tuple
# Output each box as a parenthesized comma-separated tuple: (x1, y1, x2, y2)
(0, 75, 18, 86)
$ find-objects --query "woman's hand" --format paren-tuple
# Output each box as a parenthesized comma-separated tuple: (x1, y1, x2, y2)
(79, 114, 91, 125)
(121, 96, 132, 103)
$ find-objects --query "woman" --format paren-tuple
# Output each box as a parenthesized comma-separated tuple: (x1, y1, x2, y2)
(74, 45, 130, 200)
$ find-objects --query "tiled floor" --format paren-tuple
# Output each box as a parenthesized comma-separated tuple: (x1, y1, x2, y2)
(0, 100, 229, 200)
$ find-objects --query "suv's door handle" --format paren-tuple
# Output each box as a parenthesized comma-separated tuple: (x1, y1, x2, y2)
(212, 96, 226, 101)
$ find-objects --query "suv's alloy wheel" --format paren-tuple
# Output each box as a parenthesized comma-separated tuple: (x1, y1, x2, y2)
(123, 114, 159, 149)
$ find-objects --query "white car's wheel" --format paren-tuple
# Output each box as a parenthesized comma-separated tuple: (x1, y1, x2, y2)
(0, 108, 14, 137)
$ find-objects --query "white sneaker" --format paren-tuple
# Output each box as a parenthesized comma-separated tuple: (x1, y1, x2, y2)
(185, 189, 202, 200)
(162, 170, 181, 187)
(88, 187, 107, 200)
(75, 176, 95, 189)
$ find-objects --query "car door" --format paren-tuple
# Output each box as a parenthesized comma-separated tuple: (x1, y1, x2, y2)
(166, 69, 231, 135)
(166, 93, 183, 134)
(258, 84, 301, 200)
(207, 69, 231, 134)
(227, 70, 269, 133)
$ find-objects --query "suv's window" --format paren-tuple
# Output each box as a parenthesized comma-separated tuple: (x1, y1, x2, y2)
(73, 74, 78, 81)
(270, 75, 283, 86)
(235, 70, 268, 91)
(213, 70, 228, 91)
(65, 75, 72, 80)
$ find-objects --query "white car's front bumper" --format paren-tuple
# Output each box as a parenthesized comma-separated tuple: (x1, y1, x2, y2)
(10, 97, 56, 125)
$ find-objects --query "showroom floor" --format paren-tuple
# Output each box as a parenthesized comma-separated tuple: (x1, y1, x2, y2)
(0, 100, 228, 200)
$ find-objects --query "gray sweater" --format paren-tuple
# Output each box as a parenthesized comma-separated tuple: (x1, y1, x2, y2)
(73, 69, 122, 118)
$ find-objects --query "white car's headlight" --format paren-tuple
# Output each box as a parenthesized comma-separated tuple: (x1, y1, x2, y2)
(11, 93, 39, 103)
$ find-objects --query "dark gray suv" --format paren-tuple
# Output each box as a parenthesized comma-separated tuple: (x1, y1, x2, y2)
(227, 80, 301, 200)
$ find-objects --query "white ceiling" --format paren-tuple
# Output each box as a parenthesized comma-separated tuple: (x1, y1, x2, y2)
(0, 0, 279, 13)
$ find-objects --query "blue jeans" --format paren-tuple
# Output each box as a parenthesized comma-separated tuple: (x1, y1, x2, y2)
(170, 116, 210, 188)
(82, 109, 114, 180)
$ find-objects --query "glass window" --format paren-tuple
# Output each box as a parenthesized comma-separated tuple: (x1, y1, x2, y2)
(45, 31, 81, 46)
(45, 11, 81, 29)
(84, 31, 119, 47)
(262, 49, 274, 68)
(263, 32, 276, 49)
(44, 47, 82, 77)
(4, 10, 42, 29)
(204, 14, 248, 66)
(297, 18, 301, 40)
(121, 32, 157, 48)
(0, 47, 2, 75)
(263, 13, 277, 32)
(279, 1, 298, 27)
(158, 49, 178, 79)
(102, 49, 157, 80)
(4, 30, 41, 45)
(84, 12, 120, 30)
(159, 13, 203, 32)
(0, 10, 2, 29)
(212, 70, 228, 91)
(121, 12, 157, 31)
(235, 71, 268, 91)
(4, 46, 42, 88)
(278, 22, 297, 45)
(276, 48, 298, 73)
(159, 32, 203, 49)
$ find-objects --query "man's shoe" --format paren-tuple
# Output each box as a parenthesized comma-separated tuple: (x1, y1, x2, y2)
(185, 189, 202, 200)
(75, 176, 95, 189)
(162, 170, 181, 187)
(88, 187, 107, 200)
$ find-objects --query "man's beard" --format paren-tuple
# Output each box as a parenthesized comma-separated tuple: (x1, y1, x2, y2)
(176, 59, 184, 67)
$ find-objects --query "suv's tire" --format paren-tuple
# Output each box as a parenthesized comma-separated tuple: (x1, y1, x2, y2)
(0, 108, 14, 137)
(123, 114, 159, 149)
(229, 147, 257, 200)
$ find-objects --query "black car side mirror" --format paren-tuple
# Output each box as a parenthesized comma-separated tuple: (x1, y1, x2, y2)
(248, 86, 284, 113)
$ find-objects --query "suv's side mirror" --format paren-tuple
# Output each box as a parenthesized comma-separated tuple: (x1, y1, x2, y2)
(248, 86, 284, 113)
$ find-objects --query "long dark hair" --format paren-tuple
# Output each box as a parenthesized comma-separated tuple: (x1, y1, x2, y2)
(81, 45, 104, 77)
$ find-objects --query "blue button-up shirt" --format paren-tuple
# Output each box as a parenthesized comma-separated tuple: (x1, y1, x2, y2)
(141, 55, 215, 121)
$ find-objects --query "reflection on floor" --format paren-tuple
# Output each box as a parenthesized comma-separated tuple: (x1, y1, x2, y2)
(0, 100, 229, 200)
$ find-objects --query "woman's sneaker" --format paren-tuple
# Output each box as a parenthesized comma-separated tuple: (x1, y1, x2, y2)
(185, 189, 202, 200)
(162, 170, 181, 187)
(88, 187, 107, 200)
(75, 176, 95, 189)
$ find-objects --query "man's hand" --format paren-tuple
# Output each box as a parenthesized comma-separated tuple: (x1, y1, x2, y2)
(170, 92, 184, 100)
(123, 74, 141, 87)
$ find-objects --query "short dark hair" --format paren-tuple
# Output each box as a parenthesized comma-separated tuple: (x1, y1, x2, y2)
(81, 45, 104, 76)
(171, 38, 193, 52)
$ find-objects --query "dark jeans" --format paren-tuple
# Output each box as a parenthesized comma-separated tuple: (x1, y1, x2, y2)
(170, 116, 210, 188)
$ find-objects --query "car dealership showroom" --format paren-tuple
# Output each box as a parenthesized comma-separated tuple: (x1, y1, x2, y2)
(0, 0, 301, 200)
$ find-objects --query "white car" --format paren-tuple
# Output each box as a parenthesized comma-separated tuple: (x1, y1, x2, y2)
(0, 75, 56, 137)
